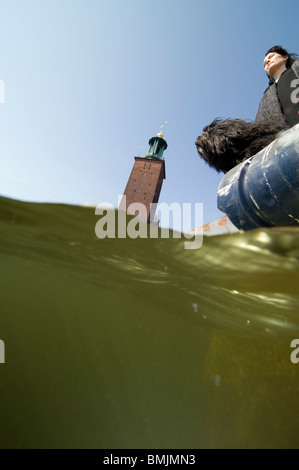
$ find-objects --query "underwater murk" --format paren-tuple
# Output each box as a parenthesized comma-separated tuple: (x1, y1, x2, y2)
(0, 195, 299, 449)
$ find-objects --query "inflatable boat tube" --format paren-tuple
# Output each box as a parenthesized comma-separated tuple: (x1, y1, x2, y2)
(217, 123, 299, 231)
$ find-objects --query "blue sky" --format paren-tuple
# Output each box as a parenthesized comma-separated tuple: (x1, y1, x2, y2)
(0, 0, 298, 231)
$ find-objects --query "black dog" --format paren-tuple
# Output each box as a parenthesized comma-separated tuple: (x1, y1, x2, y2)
(195, 118, 286, 173)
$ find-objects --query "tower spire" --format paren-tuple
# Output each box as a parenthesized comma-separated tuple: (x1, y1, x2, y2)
(157, 121, 168, 138)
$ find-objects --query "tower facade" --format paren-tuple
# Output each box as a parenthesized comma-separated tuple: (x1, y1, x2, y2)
(119, 130, 168, 224)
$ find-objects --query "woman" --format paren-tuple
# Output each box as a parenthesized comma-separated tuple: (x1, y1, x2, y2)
(256, 45, 299, 127)
(195, 46, 299, 173)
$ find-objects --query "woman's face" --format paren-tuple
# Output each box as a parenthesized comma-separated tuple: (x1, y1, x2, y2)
(264, 52, 287, 76)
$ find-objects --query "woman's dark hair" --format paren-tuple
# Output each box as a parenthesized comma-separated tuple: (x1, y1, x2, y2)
(265, 45, 297, 68)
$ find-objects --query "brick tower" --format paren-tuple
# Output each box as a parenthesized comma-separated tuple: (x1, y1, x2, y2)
(119, 127, 168, 224)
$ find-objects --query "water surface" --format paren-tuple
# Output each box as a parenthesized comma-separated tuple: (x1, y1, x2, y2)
(0, 196, 299, 449)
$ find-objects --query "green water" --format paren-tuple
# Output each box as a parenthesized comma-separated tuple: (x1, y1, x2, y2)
(1, 195, 299, 449)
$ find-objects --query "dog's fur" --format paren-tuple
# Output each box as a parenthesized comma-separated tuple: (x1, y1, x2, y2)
(195, 118, 287, 173)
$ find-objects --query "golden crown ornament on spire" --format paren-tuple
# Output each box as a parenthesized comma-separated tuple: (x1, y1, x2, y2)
(157, 121, 168, 138)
